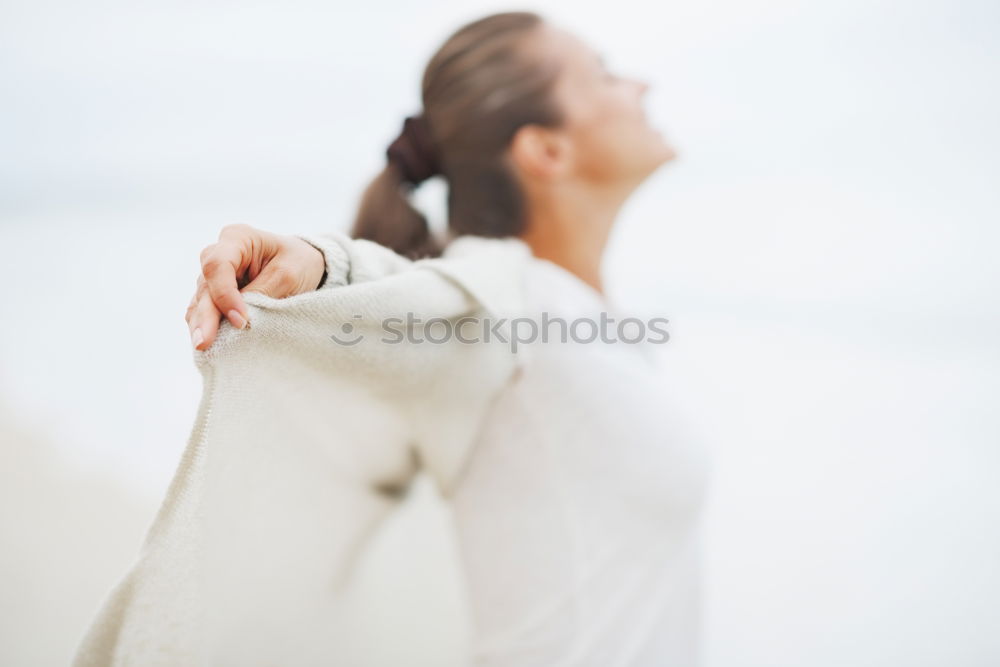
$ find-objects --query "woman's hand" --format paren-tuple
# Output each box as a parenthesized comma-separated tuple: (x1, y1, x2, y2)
(186, 224, 326, 350)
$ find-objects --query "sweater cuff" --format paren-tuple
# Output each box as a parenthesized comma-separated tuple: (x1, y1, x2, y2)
(295, 232, 353, 289)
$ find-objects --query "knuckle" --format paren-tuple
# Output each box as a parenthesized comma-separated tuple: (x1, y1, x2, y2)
(199, 244, 217, 266)
(185, 292, 206, 318)
(201, 256, 221, 277)
(220, 222, 251, 239)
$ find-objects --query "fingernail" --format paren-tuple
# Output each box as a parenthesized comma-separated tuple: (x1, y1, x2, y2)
(228, 310, 247, 329)
(191, 327, 204, 349)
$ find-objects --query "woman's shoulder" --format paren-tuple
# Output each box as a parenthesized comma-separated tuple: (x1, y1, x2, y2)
(418, 234, 534, 322)
(440, 233, 533, 261)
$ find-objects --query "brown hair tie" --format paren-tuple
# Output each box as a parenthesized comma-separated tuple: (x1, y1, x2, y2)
(386, 114, 442, 186)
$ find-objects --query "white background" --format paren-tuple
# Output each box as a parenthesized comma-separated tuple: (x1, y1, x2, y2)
(1, 0, 998, 664)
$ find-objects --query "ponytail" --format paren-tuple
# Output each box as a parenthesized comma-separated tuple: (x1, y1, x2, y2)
(350, 161, 442, 261)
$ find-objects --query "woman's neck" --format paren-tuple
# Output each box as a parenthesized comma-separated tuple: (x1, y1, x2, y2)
(527, 235, 607, 295)
(519, 182, 626, 295)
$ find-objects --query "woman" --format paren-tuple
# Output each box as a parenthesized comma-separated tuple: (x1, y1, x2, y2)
(177, 10, 709, 666)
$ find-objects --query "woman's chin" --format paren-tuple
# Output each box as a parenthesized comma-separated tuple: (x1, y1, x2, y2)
(654, 129, 678, 160)
(623, 136, 678, 183)
(641, 125, 676, 163)
(648, 141, 678, 172)
(661, 141, 679, 163)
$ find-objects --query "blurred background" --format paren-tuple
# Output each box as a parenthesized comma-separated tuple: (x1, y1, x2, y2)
(1, 0, 998, 664)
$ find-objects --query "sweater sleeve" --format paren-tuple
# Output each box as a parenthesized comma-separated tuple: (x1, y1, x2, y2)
(295, 230, 417, 288)
(294, 229, 530, 321)
(268, 229, 534, 493)
(73, 232, 531, 666)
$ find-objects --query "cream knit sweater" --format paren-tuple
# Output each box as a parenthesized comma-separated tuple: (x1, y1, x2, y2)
(73, 231, 534, 666)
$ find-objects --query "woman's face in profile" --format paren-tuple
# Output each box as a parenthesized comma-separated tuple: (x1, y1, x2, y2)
(541, 25, 677, 188)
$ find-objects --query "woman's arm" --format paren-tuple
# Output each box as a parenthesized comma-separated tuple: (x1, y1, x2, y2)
(294, 227, 533, 324)
(76, 226, 532, 664)
(187, 223, 531, 496)
(74, 317, 420, 666)
(187, 224, 530, 351)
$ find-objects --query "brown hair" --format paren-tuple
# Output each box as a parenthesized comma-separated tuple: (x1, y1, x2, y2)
(350, 11, 565, 259)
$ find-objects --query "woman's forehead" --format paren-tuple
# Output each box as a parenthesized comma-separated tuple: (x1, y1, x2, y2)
(546, 27, 599, 65)
(540, 28, 602, 96)
(526, 24, 593, 67)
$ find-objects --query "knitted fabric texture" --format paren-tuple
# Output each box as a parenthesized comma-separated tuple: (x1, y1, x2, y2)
(73, 231, 533, 666)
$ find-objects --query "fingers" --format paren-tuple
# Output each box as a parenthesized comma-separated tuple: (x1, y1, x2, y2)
(190, 289, 223, 351)
(200, 230, 252, 331)
(185, 275, 222, 350)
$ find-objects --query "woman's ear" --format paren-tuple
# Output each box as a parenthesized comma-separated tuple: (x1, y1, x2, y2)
(509, 124, 573, 181)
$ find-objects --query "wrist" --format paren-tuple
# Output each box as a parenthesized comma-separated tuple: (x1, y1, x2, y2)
(294, 232, 353, 290)
(315, 255, 329, 290)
